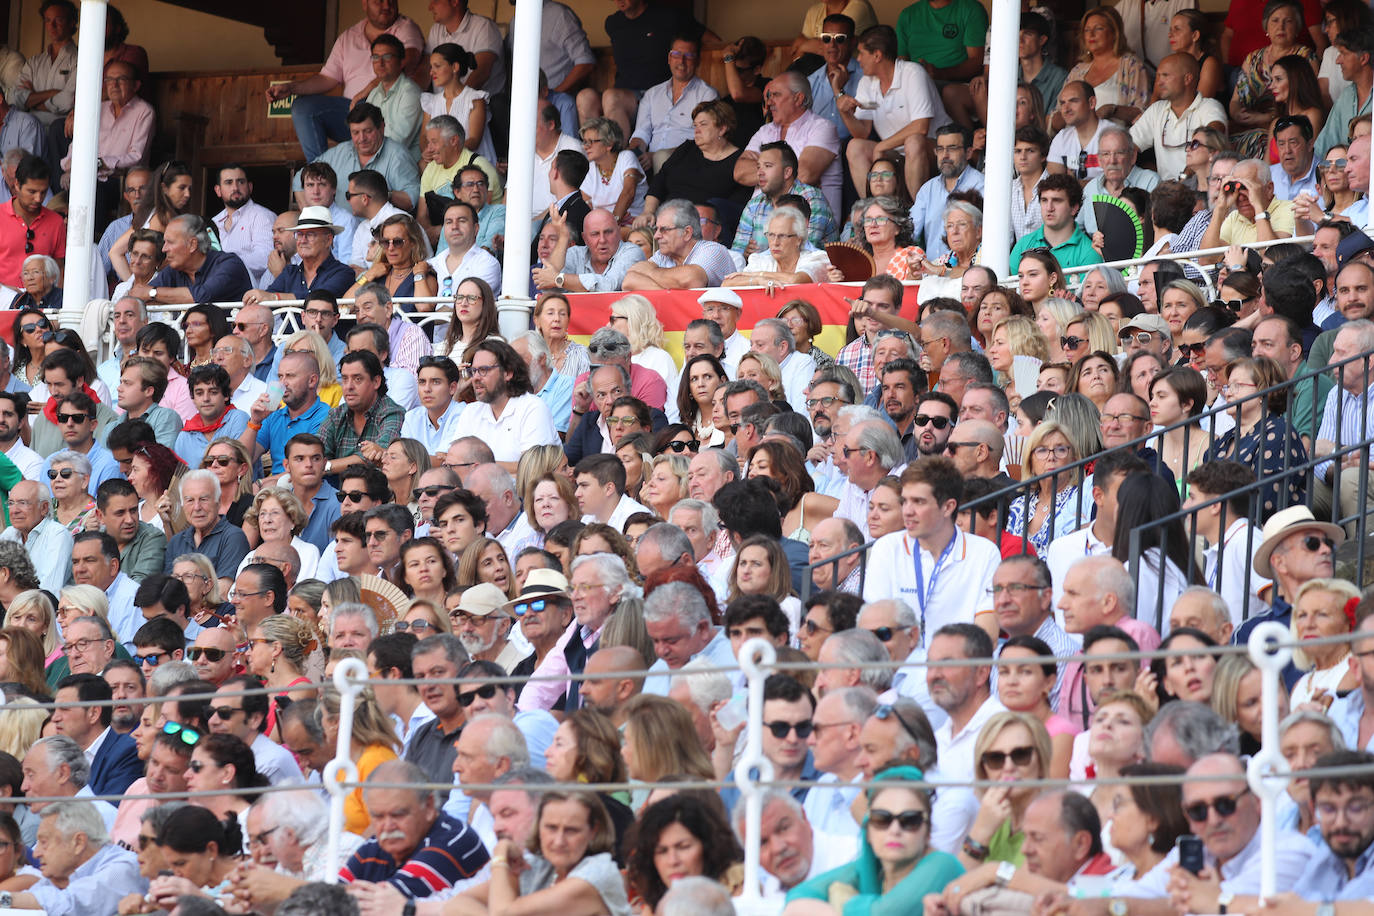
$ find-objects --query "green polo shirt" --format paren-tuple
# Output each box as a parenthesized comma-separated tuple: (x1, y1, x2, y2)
(1009, 224, 1104, 273)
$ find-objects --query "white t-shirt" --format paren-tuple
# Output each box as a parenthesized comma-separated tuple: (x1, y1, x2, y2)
(420, 86, 496, 166)
(1049, 120, 1108, 181)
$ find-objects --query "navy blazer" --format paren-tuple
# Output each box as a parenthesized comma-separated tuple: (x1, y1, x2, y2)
(88, 728, 143, 797)
(564, 407, 669, 465)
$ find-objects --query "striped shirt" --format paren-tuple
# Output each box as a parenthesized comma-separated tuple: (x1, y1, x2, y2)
(340, 810, 489, 897)
(1315, 379, 1374, 482)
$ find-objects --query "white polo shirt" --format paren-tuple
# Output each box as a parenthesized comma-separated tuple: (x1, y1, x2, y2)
(862, 526, 1000, 641)
(451, 392, 559, 463)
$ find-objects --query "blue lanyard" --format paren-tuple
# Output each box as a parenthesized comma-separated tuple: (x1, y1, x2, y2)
(912, 531, 959, 635)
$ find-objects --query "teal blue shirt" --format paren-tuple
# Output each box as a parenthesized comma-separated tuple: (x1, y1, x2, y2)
(1010, 224, 1103, 273)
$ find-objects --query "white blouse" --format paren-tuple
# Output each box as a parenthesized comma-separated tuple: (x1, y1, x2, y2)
(742, 248, 833, 283)
(421, 85, 495, 166)
(580, 149, 646, 218)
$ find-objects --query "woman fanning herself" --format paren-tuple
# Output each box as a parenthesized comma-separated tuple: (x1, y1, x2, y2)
(349, 214, 436, 309)
(790, 766, 963, 911)
(724, 207, 836, 287)
(858, 196, 925, 279)
(995, 636, 1074, 779)
(451, 791, 632, 916)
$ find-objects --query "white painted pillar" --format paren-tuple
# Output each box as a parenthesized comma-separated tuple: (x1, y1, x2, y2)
(981, 0, 1020, 280)
(59, 0, 108, 330)
(496, 0, 546, 340)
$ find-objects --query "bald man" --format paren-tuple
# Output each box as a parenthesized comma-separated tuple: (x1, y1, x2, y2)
(944, 420, 1005, 480)
(578, 646, 644, 727)
(1129, 53, 1226, 181)
(260, 210, 298, 288)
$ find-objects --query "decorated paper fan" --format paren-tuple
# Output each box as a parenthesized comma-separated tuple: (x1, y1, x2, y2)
(1091, 194, 1146, 263)
(825, 242, 876, 281)
(357, 574, 410, 632)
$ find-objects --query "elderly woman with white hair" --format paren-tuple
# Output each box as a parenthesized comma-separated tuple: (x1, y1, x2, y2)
(13, 254, 60, 311)
(47, 450, 96, 532)
(1077, 264, 1128, 312)
(607, 294, 678, 397)
(724, 207, 838, 289)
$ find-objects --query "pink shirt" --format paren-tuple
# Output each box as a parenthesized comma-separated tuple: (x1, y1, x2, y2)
(110, 776, 154, 849)
(62, 97, 154, 178)
(322, 17, 426, 98)
(746, 109, 842, 219)
(1056, 616, 1161, 733)
(574, 364, 668, 411)
(160, 370, 196, 423)
(516, 621, 605, 713)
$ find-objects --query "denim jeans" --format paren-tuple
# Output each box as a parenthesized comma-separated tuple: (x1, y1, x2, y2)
(291, 94, 352, 162)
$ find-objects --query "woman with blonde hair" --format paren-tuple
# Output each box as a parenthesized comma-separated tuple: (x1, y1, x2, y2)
(171, 553, 232, 628)
(1036, 297, 1083, 364)
(46, 585, 114, 685)
(736, 351, 786, 402)
(1005, 421, 1089, 553)
(727, 534, 800, 634)
(200, 437, 253, 526)
(0, 627, 50, 698)
(1063, 6, 1150, 124)
(5, 590, 58, 666)
(958, 711, 1054, 868)
(516, 444, 570, 502)
(1289, 578, 1361, 708)
(640, 454, 689, 520)
(986, 315, 1052, 395)
(349, 213, 437, 307)
(380, 438, 432, 522)
(0, 696, 46, 759)
(1211, 653, 1266, 755)
(608, 295, 677, 396)
(521, 472, 578, 548)
(248, 614, 317, 738)
(278, 330, 341, 406)
(242, 487, 319, 579)
(1062, 311, 1117, 360)
(457, 537, 515, 597)
(622, 694, 715, 790)
(317, 684, 399, 834)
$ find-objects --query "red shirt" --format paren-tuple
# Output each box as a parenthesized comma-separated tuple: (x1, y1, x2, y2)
(0, 202, 65, 288)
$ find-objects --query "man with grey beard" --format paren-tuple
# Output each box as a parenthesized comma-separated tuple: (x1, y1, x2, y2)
(450, 582, 530, 672)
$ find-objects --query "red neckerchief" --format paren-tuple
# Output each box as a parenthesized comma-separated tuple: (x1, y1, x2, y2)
(183, 405, 234, 435)
(42, 384, 101, 425)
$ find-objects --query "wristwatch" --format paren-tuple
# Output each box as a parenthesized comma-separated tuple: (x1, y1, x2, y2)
(1108, 900, 1127, 916)
(147, 288, 158, 300)
(554, 272, 566, 287)
(0, 891, 12, 907)
(1255, 210, 1271, 221)
(1317, 904, 1336, 916)
(401, 900, 416, 916)
(994, 861, 1016, 886)
(1218, 890, 1235, 914)
(324, 459, 333, 475)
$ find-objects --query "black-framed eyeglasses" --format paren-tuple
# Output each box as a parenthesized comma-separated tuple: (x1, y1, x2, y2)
(1303, 535, 1335, 553)
(806, 396, 841, 409)
(1060, 335, 1087, 350)
(664, 439, 699, 453)
(24, 227, 33, 254)
(763, 720, 814, 739)
(188, 647, 226, 662)
(210, 705, 244, 720)
(47, 467, 75, 479)
(1177, 342, 1207, 357)
(412, 484, 455, 500)
(841, 445, 871, 458)
(337, 491, 369, 503)
(867, 626, 894, 642)
(802, 618, 832, 636)
(135, 651, 165, 667)
(1184, 788, 1251, 822)
(913, 415, 950, 429)
(457, 683, 498, 707)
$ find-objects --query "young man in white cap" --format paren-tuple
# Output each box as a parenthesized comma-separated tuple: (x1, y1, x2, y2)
(241, 206, 355, 304)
